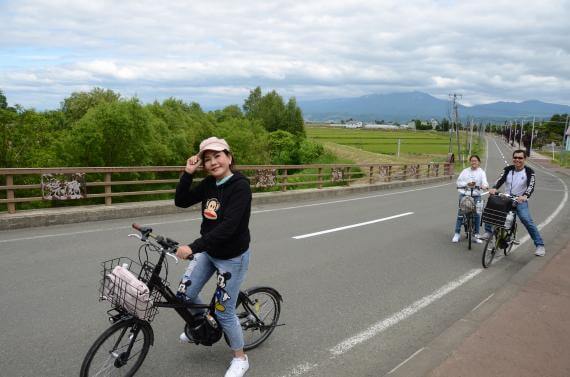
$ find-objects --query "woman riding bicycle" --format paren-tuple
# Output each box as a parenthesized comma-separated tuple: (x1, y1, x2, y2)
(452, 155, 489, 243)
(174, 137, 252, 377)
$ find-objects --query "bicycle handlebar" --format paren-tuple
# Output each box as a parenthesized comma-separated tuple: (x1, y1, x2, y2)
(131, 223, 187, 261)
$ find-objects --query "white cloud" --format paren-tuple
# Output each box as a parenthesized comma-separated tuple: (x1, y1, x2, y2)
(1, 0, 569, 109)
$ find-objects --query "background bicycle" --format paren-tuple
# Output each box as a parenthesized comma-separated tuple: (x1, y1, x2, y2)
(456, 185, 486, 250)
(80, 224, 283, 377)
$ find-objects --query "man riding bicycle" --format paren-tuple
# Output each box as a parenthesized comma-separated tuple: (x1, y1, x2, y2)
(483, 149, 546, 257)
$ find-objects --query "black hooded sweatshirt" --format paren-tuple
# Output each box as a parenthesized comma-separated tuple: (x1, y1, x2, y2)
(174, 171, 251, 259)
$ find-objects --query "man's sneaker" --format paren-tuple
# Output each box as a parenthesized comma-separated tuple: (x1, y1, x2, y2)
(480, 231, 493, 240)
(473, 237, 483, 244)
(224, 355, 249, 377)
(452, 233, 460, 243)
(534, 246, 546, 257)
(179, 331, 191, 344)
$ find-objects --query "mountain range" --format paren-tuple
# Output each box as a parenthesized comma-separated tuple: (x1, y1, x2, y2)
(298, 91, 570, 123)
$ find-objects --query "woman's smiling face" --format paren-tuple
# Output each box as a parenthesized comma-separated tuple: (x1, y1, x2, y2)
(203, 150, 232, 179)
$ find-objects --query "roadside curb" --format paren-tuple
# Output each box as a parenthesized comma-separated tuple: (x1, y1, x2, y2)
(0, 176, 452, 230)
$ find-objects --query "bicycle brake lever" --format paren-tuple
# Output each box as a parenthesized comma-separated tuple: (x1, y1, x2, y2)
(165, 252, 179, 264)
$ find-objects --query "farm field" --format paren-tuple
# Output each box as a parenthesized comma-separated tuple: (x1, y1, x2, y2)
(306, 125, 483, 164)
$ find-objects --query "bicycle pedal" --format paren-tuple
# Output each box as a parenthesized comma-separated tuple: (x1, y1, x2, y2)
(512, 240, 520, 245)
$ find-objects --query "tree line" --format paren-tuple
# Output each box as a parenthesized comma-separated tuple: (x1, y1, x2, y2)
(0, 87, 325, 169)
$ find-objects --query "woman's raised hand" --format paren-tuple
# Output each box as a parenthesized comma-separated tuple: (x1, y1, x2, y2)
(185, 154, 201, 174)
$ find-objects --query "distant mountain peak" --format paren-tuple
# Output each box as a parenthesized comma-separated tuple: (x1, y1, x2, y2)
(299, 92, 569, 122)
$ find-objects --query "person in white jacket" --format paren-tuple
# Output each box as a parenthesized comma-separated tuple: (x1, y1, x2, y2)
(452, 155, 489, 243)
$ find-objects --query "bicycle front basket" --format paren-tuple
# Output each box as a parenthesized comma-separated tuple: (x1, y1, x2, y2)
(459, 196, 476, 214)
(482, 195, 513, 228)
(99, 257, 161, 321)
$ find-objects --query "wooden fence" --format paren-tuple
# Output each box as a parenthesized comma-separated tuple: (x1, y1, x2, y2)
(0, 163, 453, 214)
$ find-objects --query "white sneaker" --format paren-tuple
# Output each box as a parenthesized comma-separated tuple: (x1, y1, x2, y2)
(534, 246, 546, 257)
(481, 231, 493, 240)
(179, 331, 191, 344)
(473, 237, 483, 244)
(224, 355, 249, 377)
(452, 233, 460, 243)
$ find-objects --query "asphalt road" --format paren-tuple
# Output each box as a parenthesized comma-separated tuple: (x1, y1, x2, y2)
(0, 136, 568, 377)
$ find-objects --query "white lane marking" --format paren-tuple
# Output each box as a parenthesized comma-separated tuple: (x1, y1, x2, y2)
(471, 293, 495, 312)
(329, 268, 482, 356)
(1, 183, 451, 243)
(292, 212, 413, 239)
(387, 347, 425, 374)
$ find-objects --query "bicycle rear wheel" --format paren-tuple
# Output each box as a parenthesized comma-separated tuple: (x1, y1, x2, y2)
(80, 319, 152, 377)
(482, 233, 497, 268)
(231, 287, 281, 351)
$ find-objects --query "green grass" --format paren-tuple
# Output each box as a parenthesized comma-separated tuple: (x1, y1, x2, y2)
(306, 126, 483, 162)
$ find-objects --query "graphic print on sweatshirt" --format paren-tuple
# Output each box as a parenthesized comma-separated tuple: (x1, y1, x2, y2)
(204, 198, 221, 220)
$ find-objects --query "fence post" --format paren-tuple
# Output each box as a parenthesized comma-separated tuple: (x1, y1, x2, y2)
(416, 164, 420, 179)
(369, 166, 374, 184)
(6, 175, 16, 214)
(427, 164, 431, 177)
(402, 165, 407, 180)
(104, 173, 112, 205)
(345, 167, 350, 186)
(318, 168, 323, 189)
(388, 165, 392, 182)
(282, 169, 288, 191)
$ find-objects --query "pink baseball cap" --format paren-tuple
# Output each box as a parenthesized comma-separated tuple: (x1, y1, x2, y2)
(198, 137, 230, 158)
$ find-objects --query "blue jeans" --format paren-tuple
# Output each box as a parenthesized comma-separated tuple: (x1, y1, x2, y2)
(182, 250, 250, 350)
(454, 194, 481, 234)
(484, 201, 544, 247)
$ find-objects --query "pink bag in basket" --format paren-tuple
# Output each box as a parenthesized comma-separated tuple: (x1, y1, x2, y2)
(103, 265, 150, 318)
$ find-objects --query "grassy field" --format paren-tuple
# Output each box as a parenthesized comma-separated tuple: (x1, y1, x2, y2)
(307, 125, 483, 165)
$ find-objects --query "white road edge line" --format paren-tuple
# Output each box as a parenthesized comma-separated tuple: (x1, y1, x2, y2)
(387, 347, 425, 374)
(292, 212, 414, 239)
(329, 268, 482, 356)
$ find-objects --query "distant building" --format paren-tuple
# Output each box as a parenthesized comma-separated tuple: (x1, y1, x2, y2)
(363, 123, 400, 129)
(345, 121, 363, 128)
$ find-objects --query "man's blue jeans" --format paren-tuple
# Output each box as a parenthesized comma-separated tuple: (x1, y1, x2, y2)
(454, 194, 481, 234)
(484, 201, 544, 247)
(182, 250, 250, 350)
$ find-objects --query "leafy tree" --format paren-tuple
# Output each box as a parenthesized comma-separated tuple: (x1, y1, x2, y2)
(0, 89, 7, 110)
(243, 87, 305, 137)
(61, 87, 121, 124)
(268, 130, 299, 164)
(62, 99, 154, 166)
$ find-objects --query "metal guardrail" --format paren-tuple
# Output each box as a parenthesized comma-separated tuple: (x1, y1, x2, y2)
(0, 163, 453, 214)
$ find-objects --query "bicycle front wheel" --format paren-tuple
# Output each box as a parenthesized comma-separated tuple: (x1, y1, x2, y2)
(466, 215, 473, 250)
(482, 233, 497, 268)
(80, 319, 152, 377)
(232, 287, 281, 351)
(504, 222, 517, 256)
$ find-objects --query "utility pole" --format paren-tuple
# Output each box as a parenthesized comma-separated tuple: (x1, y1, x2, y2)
(530, 116, 535, 157)
(449, 93, 463, 167)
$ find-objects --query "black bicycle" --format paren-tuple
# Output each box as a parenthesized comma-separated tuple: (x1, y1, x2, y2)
(481, 194, 519, 268)
(80, 224, 283, 377)
(457, 186, 484, 250)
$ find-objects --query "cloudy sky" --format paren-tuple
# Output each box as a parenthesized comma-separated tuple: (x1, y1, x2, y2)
(1, 0, 569, 110)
